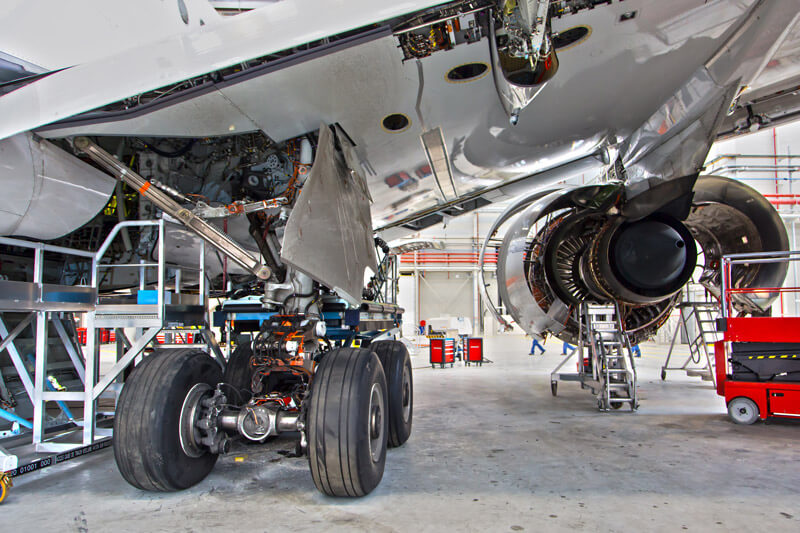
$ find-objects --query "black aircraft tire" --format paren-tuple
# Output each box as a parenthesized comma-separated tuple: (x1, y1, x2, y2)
(223, 341, 253, 400)
(307, 347, 388, 497)
(371, 340, 413, 448)
(113, 349, 222, 492)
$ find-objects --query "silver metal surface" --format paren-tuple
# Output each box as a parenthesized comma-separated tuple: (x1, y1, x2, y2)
(180, 383, 213, 458)
(0, 281, 95, 312)
(281, 125, 378, 306)
(623, 0, 800, 189)
(0, 133, 115, 239)
(275, 410, 301, 433)
(0, 314, 35, 400)
(477, 188, 560, 331)
(32, 311, 48, 443)
(401, 363, 411, 423)
(488, 11, 549, 123)
(52, 315, 86, 384)
(91, 327, 160, 400)
(689, 175, 789, 313)
(26, 1, 794, 236)
(368, 381, 385, 463)
(420, 127, 458, 201)
(496, 188, 576, 336)
(93, 305, 160, 329)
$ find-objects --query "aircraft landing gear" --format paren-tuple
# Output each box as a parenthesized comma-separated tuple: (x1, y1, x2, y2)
(112, 311, 414, 497)
(308, 347, 388, 497)
(113, 349, 223, 491)
(371, 340, 413, 448)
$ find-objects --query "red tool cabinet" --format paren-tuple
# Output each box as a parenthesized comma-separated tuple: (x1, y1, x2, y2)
(465, 338, 484, 366)
(430, 338, 455, 368)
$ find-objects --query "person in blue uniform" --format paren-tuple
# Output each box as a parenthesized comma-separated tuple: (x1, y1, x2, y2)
(562, 342, 574, 355)
(529, 337, 545, 355)
(631, 344, 642, 358)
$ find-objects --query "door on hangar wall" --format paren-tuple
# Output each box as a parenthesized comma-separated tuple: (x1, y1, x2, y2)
(418, 271, 474, 322)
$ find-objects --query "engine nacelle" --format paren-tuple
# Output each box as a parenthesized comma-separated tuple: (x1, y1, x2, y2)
(482, 176, 788, 343)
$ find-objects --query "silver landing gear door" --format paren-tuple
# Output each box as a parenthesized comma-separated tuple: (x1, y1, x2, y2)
(281, 124, 378, 307)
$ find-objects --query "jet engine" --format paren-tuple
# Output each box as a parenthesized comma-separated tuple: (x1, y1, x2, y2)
(481, 176, 789, 344)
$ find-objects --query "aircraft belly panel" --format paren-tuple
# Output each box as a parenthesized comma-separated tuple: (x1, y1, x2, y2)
(39, 89, 262, 139)
(0, 0, 448, 142)
(0, 0, 221, 71)
(16, 0, 772, 232)
(219, 36, 420, 143)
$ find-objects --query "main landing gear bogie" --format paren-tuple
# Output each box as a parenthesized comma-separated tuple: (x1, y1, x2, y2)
(113, 339, 414, 497)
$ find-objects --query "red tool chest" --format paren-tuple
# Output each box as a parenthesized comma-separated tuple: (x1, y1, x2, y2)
(430, 338, 455, 368)
(465, 338, 484, 366)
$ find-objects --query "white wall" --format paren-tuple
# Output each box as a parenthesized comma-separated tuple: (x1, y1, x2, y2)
(709, 123, 800, 315)
(708, 121, 800, 197)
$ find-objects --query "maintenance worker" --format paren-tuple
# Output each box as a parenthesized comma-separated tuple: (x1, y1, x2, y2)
(529, 336, 546, 355)
(418, 320, 426, 335)
(631, 344, 642, 358)
(562, 342, 574, 355)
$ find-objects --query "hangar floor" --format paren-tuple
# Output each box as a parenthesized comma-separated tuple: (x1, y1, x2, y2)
(7, 336, 800, 531)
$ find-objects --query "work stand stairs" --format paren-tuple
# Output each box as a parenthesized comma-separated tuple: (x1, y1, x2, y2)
(550, 303, 638, 411)
(662, 287, 721, 387)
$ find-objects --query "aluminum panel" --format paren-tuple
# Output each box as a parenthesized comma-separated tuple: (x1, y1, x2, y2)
(281, 125, 378, 306)
(496, 189, 576, 337)
(0, 133, 115, 239)
(0, 0, 447, 141)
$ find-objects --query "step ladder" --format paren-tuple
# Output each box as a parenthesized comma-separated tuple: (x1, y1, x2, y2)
(550, 302, 638, 411)
(662, 286, 721, 387)
(586, 304, 638, 411)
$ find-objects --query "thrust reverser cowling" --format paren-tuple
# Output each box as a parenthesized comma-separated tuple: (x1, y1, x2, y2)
(480, 176, 788, 344)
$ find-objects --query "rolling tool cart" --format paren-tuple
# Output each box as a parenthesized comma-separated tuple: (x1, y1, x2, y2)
(716, 251, 800, 424)
(430, 338, 455, 368)
(464, 337, 484, 366)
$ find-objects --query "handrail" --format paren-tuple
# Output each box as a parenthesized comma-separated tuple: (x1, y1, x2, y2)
(91, 219, 207, 321)
(94, 220, 160, 262)
(720, 250, 800, 318)
(0, 235, 96, 290)
(0, 236, 95, 259)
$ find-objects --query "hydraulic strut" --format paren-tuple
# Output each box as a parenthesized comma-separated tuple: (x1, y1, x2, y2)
(74, 136, 271, 280)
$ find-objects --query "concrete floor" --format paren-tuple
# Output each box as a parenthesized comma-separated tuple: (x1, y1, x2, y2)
(6, 336, 800, 532)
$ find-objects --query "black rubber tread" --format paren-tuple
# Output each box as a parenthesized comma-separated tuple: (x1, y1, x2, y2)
(113, 349, 222, 492)
(223, 341, 254, 399)
(370, 340, 413, 448)
(307, 347, 387, 497)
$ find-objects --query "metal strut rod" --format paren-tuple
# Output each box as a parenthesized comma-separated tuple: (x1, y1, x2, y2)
(73, 137, 271, 280)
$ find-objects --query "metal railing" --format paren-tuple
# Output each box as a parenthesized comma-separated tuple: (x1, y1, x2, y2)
(720, 250, 800, 319)
(0, 237, 98, 467)
(1, 218, 213, 463)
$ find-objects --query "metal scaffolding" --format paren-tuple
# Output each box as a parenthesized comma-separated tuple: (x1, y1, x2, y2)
(0, 219, 219, 477)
